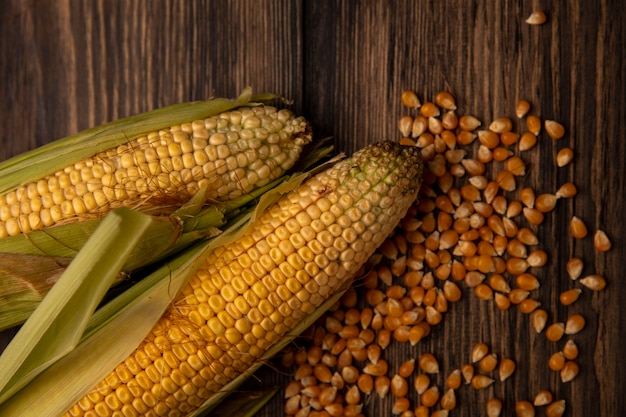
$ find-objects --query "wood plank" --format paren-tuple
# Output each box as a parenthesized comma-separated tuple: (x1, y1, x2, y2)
(256, 1, 625, 416)
(0, 0, 303, 161)
(1, 1, 624, 416)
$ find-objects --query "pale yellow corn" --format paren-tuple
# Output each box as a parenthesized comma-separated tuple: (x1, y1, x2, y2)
(63, 141, 423, 417)
(0, 106, 311, 238)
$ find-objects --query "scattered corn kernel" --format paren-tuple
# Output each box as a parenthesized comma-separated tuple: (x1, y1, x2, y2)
(515, 400, 536, 417)
(530, 308, 549, 333)
(556, 147, 574, 167)
(471, 374, 494, 390)
(570, 216, 588, 238)
(545, 120, 565, 139)
(525, 10, 547, 25)
(545, 400, 567, 417)
(401, 89, 421, 108)
(593, 229, 612, 252)
(499, 358, 517, 381)
(563, 339, 579, 360)
(545, 322, 565, 342)
(486, 397, 503, 417)
(559, 288, 582, 305)
(560, 361, 580, 382)
(579, 274, 607, 291)
(533, 389, 554, 406)
(565, 314, 586, 334)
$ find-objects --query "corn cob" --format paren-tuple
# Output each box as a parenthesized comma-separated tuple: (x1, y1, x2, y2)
(0, 106, 311, 238)
(63, 141, 423, 417)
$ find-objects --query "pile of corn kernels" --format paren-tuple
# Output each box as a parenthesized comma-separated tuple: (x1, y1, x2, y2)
(278, 89, 609, 417)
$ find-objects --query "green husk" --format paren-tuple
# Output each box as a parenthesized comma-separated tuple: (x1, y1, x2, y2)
(0, 164, 323, 415)
(0, 88, 276, 194)
(0, 125, 337, 415)
(0, 208, 154, 404)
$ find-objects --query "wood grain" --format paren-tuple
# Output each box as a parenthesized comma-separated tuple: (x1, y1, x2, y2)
(1, 1, 624, 416)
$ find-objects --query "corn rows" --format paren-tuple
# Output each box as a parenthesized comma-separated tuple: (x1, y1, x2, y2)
(0, 106, 311, 238)
(279, 90, 609, 417)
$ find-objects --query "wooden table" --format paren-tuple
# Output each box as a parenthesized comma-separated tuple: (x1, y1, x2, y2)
(1, 1, 624, 416)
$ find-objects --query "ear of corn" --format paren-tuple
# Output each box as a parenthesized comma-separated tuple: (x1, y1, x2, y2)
(0, 137, 335, 332)
(0, 88, 312, 238)
(46, 141, 422, 417)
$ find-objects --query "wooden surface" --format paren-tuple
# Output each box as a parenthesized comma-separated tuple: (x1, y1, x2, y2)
(1, 1, 624, 416)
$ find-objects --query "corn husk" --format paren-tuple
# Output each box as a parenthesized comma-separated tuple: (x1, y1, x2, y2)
(0, 207, 154, 404)
(0, 156, 338, 415)
(0, 128, 335, 333)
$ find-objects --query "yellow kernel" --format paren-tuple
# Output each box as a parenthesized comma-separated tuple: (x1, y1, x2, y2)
(594, 229, 612, 252)
(548, 351, 566, 371)
(414, 373, 430, 395)
(515, 400, 536, 417)
(435, 91, 457, 110)
(401, 89, 421, 108)
(546, 400, 567, 417)
(420, 101, 440, 118)
(471, 342, 489, 363)
(518, 132, 538, 151)
(545, 322, 565, 342)
(441, 110, 459, 131)
(516, 99, 531, 118)
(471, 374, 494, 390)
(357, 373, 374, 394)
(526, 10, 547, 25)
(418, 353, 440, 374)
(461, 363, 474, 384)
(516, 273, 540, 291)
(479, 353, 498, 372)
(398, 359, 415, 378)
(412, 116, 428, 138)
(509, 288, 530, 304)
(390, 374, 409, 397)
(398, 115, 414, 137)
(494, 293, 511, 310)
(519, 298, 541, 314)
(477, 130, 500, 149)
(533, 389, 554, 406)
(440, 387, 457, 410)
(556, 182, 578, 198)
(445, 369, 462, 390)
(499, 358, 516, 381)
(474, 284, 494, 300)
(374, 375, 390, 398)
(570, 216, 588, 238)
(486, 397, 503, 417)
(420, 385, 440, 407)
(565, 313, 586, 334)
(563, 339, 579, 360)
(500, 131, 520, 146)
(489, 117, 513, 133)
(391, 398, 410, 415)
(556, 147, 574, 167)
(535, 193, 557, 212)
(459, 114, 482, 131)
(560, 361, 580, 382)
(545, 120, 566, 139)
(530, 308, 548, 333)
(559, 288, 582, 305)
(579, 274, 606, 291)
(526, 115, 542, 135)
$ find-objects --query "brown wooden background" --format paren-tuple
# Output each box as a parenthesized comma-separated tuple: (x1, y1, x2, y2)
(1, 1, 624, 416)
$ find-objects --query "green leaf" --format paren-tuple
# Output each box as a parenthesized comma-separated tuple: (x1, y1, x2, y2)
(0, 208, 153, 404)
(0, 210, 254, 416)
